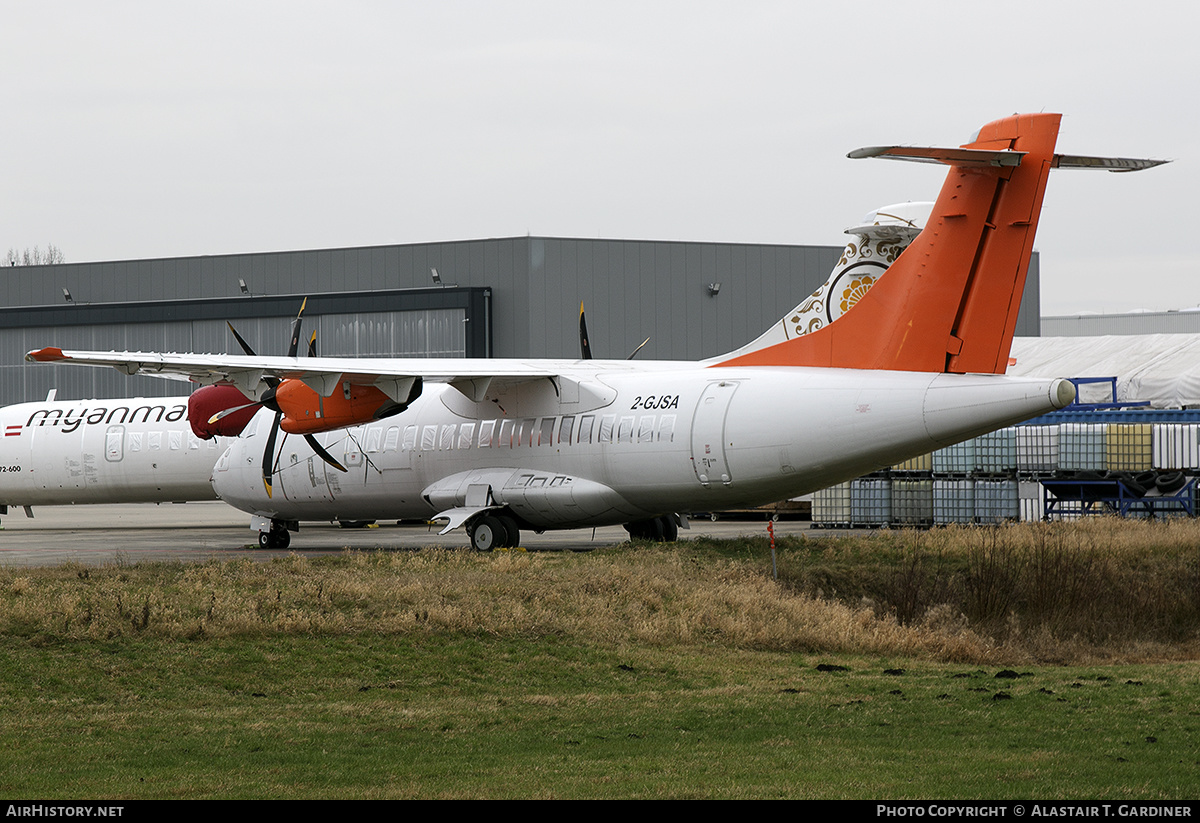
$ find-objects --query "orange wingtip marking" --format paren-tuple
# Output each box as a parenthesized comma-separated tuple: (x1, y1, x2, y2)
(27, 347, 67, 362)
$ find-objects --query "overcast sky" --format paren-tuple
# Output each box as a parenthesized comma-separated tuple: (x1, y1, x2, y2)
(2, 1, 1194, 315)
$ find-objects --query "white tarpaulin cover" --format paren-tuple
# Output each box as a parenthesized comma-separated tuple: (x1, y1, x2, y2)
(1009, 335, 1200, 409)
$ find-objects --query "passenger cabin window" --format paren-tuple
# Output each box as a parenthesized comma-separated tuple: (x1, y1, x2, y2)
(539, 417, 555, 446)
(577, 415, 594, 445)
(598, 415, 614, 444)
(421, 425, 437, 451)
(478, 419, 495, 448)
(498, 419, 514, 448)
(638, 415, 654, 443)
(439, 424, 457, 450)
(560, 415, 575, 444)
(458, 423, 475, 450)
(384, 427, 400, 452)
(402, 425, 417, 452)
(658, 414, 676, 442)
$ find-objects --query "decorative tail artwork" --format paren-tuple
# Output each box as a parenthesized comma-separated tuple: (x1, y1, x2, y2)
(717, 201, 931, 361)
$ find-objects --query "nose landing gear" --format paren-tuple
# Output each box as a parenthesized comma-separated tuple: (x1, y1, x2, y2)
(257, 519, 294, 549)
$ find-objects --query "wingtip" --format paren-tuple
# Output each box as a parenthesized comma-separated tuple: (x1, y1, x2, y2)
(25, 347, 67, 363)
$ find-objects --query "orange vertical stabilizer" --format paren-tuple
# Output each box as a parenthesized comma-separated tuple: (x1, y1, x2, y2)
(714, 113, 1061, 374)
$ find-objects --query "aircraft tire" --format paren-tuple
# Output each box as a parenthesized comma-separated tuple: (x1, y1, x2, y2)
(470, 515, 505, 552)
(338, 520, 375, 529)
(624, 520, 651, 540)
(495, 513, 520, 548)
(259, 528, 291, 549)
(625, 517, 676, 542)
(659, 515, 678, 542)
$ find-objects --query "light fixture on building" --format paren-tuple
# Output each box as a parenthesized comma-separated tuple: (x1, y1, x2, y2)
(239, 278, 249, 295)
(707, 283, 721, 297)
(62, 288, 73, 303)
(431, 267, 457, 288)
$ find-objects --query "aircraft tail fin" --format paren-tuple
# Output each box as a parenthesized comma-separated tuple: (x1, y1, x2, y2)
(714, 113, 1165, 374)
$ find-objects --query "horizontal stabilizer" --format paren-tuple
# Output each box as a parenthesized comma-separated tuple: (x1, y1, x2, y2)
(848, 145, 1025, 167)
(850, 145, 1167, 174)
(1051, 153, 1169, 172)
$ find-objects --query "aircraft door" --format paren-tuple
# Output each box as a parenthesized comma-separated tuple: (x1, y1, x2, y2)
(104, 425, 124, 462)
(690, 381, 738, 486)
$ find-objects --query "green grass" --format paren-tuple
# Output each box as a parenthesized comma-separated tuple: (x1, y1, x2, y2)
(1, 525, 1199, 798)
(1, 636, 1196, 799)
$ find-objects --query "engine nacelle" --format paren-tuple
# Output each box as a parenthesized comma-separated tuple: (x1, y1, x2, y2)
(188, 384, 256, 439)
(275, 378, 419, 434)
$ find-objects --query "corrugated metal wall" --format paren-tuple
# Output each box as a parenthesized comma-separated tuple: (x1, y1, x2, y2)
(1041, 308, 1200, 337)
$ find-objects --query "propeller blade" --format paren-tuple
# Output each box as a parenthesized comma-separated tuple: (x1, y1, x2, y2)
(262, 410, 283, 498)
(627, 337, 650, 360)
(207, 402, 261, 425)
(305, 434, 347, 473)
(287, 297, 308, 358)
(227, 322, 279, 388)
(229, 298, 315, 499)
(227, 322, 257, 356)
(579, 301, 592, 360)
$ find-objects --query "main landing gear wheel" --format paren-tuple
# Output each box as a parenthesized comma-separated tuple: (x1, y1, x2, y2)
(469, 513, 521, 551)
(624, 515, 678, 542)
(470, 515, 504, 552)
(495, 513, 520, 548)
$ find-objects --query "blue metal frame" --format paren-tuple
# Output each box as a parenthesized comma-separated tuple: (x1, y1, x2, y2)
(1042, 478, 1196, 519)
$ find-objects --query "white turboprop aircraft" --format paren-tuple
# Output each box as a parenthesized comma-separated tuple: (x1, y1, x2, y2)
(0, 200, 923, 530)
(25, 114, 1164, 549)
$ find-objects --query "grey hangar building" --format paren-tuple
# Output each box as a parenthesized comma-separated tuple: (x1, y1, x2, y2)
(1, 235, 1043, 405)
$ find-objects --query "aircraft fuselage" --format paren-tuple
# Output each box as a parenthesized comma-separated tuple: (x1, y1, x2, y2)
(212, 361, 1072, 529)
(0, 397, 226, 507)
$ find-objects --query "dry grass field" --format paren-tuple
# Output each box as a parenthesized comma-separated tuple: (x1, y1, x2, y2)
(2, 519, 1198, 798)
(3, 517, 1198, 664)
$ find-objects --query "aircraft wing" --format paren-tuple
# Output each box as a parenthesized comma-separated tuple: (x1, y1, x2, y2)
(26, 346, 564, 403)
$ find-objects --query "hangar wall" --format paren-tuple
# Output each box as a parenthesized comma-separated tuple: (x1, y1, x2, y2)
(0, 288, 488, 404)
(1040, 310, 1200, 337)
(0, 236, 1041, 404)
